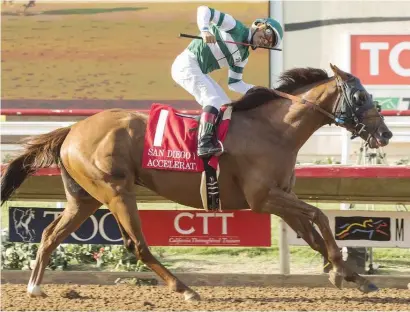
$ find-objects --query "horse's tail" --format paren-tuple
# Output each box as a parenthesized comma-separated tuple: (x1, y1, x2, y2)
(1, 126, 71, 205)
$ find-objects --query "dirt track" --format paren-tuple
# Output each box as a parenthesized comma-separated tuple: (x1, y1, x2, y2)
(2, 284, 410, 311)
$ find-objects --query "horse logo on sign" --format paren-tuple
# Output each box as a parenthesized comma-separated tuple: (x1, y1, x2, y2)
(13, 208, 36, 242)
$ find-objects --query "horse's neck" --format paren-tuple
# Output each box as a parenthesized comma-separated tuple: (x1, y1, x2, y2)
(266, 80, 338, 151)
(291, 80, 339, 150)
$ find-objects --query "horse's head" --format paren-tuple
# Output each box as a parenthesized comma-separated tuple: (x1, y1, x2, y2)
(330, 64, 393, 148)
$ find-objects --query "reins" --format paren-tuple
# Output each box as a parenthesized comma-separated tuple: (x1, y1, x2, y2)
(272, 89, 338, 122)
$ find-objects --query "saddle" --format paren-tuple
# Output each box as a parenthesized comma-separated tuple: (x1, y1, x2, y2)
(142, 103, 232, 211)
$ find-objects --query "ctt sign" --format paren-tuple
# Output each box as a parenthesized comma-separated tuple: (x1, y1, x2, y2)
(350, 35, 410, 85)
(9, 207, 271, 247)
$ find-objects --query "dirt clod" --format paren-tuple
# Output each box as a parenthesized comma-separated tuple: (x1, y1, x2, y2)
(60, 289, 82, 299)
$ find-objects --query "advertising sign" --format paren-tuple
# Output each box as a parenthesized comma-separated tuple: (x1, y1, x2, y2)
(9, 208, 271, 247)
(286, 210, 410, 248)
(350, 35, 410, 85)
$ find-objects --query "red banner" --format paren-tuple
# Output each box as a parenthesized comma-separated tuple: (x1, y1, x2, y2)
(350, 35, 410, 85)
(139, 210, 271, 247)
(142, 103, 231, 172)
(142, 103, 200, 172)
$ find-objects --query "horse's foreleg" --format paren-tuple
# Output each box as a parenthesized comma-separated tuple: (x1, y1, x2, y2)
(27, 196, 100, 297)
(282, 215, 360, 282)
(285, 215, 373, 287)
(109, 193, 200, 301)
(252, 188, 378, 293)
(282, 215, 327, 254)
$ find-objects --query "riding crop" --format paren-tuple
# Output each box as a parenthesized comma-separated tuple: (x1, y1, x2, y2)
(179, 33, 282, 51)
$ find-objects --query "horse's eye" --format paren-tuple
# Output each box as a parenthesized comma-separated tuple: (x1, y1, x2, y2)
(374, 101, 382, 112)
(353, 91, 366, 106)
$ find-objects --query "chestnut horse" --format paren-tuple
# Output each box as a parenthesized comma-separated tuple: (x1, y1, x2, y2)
(1, 64, 392, 300)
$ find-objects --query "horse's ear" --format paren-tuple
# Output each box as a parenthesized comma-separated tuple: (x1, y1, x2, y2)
(330, 63, 351, 80)
(330, 63, 339, 75)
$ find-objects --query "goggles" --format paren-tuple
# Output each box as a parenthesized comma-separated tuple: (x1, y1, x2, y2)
(261, 25, 277, 47)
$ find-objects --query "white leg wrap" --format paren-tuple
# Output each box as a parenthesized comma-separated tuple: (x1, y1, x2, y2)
(27, 283, 43, 296)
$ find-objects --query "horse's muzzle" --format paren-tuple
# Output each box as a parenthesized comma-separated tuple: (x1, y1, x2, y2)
(369, 130, 393, 148)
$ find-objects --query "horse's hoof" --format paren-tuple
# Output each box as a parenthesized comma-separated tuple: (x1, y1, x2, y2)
(358, 281, 379, 293)
(28, 292, 47, 298)
(329, 270, 344, 289)
(184, 290, 201, 301)
(27, 284, 47, 297)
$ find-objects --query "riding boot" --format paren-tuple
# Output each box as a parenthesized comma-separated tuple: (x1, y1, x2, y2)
(197, 105, 223, 158)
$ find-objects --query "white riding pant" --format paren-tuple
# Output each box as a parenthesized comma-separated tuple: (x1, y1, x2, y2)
(171, 49, 230, 110)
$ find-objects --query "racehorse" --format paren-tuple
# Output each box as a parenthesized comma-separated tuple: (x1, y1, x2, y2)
(1, 64, 392, 300)
(22, 0, 35, 12)
(2, 0, 36, 14)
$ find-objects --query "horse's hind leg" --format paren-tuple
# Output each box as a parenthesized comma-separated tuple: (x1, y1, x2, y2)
(282, 215, 327, 255)
(27, 168, 101, 297)
(108, 192, 200, 301)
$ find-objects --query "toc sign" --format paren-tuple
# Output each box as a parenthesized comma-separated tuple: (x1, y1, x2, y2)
(9, 207, 271, 247)
(350, 35, 410, 85)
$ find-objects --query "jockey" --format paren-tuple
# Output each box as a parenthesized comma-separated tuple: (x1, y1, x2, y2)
(171, 6, 283, 158)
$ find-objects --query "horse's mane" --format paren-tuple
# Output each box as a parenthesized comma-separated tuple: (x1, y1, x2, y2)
(231, 67, 329, 111)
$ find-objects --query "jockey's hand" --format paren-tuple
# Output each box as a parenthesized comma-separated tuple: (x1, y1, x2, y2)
(201, 31, 216, 44)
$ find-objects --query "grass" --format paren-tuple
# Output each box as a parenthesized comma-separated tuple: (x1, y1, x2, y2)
(1, 2, 269, 100)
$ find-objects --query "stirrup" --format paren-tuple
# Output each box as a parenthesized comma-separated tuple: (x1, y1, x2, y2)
(197, 142, 223, 158)
(215, 140, 224, 156)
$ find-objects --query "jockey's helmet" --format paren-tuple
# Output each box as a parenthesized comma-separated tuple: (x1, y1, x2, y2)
(252, 18, 283, 48)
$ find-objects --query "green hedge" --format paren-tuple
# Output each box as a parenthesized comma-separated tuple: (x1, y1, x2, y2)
(1, 229, 149, 272)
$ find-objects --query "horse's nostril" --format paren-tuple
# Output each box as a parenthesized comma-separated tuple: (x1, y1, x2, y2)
(382, 131, 393, 140)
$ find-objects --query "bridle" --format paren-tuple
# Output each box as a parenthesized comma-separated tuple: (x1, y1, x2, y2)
(272, 75, 384, 141)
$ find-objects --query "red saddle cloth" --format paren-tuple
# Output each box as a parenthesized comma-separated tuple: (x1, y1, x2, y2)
(142, 103, 231, 172)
